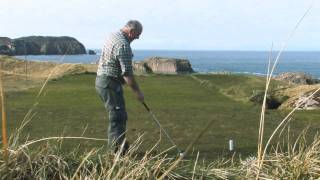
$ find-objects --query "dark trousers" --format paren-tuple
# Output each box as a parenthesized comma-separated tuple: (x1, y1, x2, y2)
(95, 75, 128, 150)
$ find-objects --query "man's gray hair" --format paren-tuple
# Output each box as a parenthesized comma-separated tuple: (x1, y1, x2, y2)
(124, 20, 143, 32)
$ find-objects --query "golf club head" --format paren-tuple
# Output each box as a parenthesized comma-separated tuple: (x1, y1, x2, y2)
(178, 150, 185, 158)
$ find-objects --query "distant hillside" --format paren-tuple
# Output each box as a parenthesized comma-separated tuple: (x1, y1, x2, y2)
(0, 55, 96, 78)
(0, 36, 86, 55)
(0, 55, 96, 91)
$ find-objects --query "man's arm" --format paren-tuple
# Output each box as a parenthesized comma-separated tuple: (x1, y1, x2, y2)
(116, 43, 144, 102)
(123, 75, 144, 103)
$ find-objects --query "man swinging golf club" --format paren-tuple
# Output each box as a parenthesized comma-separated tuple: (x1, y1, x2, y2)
(95, 20, 144, 154)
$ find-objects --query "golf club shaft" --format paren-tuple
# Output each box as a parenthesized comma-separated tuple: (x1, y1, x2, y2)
(142, 102, 150, 112)
(142, 102, 181, 152)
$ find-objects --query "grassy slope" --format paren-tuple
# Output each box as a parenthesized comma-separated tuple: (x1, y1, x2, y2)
(5, 74, 320, 160)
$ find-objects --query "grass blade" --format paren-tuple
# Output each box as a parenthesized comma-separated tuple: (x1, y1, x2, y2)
(0, 63, 9, 167)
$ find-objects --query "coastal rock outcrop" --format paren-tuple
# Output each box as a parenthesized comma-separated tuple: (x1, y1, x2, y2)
(294, 92, 320, 110)
(133, 57, 193, 74)
(0, 37, 14, 55)
(88, 50, 96, 55)
(278, 84, 320, 110)
(0, 36, 86, 55)
(283, 88, 320, 110)
(275, 72, 319, 85)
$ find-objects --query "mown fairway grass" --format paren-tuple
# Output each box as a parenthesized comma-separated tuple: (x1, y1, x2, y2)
(5, 73, 320, 160)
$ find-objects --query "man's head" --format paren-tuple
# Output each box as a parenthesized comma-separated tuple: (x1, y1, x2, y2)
(122, 20, 143, 42)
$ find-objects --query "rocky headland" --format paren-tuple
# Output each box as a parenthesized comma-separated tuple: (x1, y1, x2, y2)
(274, 72, 320, 85)
(0, 36, 86, 55)
(133, 56, 193, 74)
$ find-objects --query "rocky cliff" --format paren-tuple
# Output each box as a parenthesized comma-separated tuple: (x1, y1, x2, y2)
(133, 57, 193, 74)
(277, 84, 320, 110)
(0, 37, 15, 55)
(274, 72, 319, 85)
(0, 36, 86, 55)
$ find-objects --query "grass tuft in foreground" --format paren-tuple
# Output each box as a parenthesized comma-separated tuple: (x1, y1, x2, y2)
(1, 129, 320, 179)
(0, 135, 234, 179)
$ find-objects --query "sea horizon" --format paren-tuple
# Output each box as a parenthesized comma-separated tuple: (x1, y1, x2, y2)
(15, 50, 320, 78)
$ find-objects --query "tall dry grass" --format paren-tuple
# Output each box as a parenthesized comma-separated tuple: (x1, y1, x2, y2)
(256, 2, 316, 179)
(2, 123, 320, 179)
(0, 63, 9, 169)
(240, 129, 320, 179)
(0, 131, 237, 179)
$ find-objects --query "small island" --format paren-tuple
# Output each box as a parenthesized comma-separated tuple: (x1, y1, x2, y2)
(87, 49, 97, 55)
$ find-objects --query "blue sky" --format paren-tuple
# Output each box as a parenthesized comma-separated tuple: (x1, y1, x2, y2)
(1, 0, 319, 50)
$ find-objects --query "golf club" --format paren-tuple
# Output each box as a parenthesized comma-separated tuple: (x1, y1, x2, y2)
(142, 102, 184, 157)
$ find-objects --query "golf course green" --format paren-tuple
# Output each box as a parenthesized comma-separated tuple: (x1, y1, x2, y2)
(5, 73, 320, 160)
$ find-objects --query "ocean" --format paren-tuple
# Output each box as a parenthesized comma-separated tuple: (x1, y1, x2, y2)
(15, 50, 320, 78)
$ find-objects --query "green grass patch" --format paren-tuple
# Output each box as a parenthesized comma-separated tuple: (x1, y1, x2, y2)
(4, 74, 320, 160)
